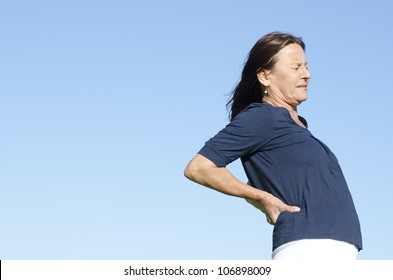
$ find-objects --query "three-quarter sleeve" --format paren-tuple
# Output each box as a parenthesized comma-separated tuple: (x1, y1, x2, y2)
(198, 104, 273, 167)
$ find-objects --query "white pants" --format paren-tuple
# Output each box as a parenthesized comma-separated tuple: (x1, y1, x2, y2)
(272, 239, 358, 260)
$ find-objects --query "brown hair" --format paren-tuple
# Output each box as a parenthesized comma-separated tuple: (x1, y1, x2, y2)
(227, 32, 306, 120)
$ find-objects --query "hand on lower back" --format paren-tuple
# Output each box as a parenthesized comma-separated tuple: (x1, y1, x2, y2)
(247, 193, 300, 225)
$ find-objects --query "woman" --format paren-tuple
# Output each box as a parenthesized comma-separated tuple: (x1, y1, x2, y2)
(184, 32, 362, 260)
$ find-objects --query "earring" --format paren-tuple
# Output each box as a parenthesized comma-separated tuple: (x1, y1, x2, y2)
(264, 86, 268, 94)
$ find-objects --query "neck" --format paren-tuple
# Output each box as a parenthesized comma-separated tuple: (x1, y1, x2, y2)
(263, 96, 306, 128)
(262, 96, 298, 114)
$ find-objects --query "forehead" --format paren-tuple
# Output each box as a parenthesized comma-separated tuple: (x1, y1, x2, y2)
(275, 44, 306, 64)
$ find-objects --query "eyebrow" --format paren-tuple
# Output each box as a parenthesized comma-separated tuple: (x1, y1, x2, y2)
(291, 61, 308, 65)
(290, 62, 308, 68)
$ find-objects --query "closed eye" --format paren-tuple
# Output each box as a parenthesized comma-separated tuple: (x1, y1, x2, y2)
(292, 63, 308, 71)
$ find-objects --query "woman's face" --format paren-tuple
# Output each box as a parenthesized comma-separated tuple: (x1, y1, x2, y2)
(265, 43, 311, 107)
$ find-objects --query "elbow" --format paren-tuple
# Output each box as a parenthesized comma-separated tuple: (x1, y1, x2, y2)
(184, 155, 206, 182)
(184, 161, 197, 181)
(184, 154, 215, 185)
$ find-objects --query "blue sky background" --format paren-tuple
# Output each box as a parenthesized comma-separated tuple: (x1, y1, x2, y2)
(1, 0, 392, 260)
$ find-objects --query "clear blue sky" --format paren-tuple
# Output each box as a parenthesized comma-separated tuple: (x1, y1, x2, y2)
(1, 0, 392, 260)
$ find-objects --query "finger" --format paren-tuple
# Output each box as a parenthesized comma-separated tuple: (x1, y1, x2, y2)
(284, 205, 301, 212)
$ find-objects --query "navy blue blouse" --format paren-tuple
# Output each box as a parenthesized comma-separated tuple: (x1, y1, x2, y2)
(199, 103, 362, 251)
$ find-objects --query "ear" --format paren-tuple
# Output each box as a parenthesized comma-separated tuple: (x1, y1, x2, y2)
(257, 71, 270, 87)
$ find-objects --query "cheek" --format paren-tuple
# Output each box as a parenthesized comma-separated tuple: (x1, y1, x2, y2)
(272, 72, 294, 85)
(285, 77, 300, 92)
(269, 71, 298, 94)
(275, 77, 297, 93)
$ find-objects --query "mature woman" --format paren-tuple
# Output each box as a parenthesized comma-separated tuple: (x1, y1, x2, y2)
(184, 32, 362, 260)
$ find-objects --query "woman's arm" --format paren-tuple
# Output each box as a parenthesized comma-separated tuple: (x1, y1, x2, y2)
(184, 154, 300, 224)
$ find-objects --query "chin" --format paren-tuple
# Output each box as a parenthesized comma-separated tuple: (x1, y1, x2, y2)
(296, 94, 308, 104)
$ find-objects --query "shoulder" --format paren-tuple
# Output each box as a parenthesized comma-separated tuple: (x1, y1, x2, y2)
(227, 103, 277, 135)
(233, 103, 276, 123)
(236, 103, 273, 117)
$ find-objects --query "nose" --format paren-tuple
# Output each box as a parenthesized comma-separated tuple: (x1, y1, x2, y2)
(302, 67, 311, 80)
